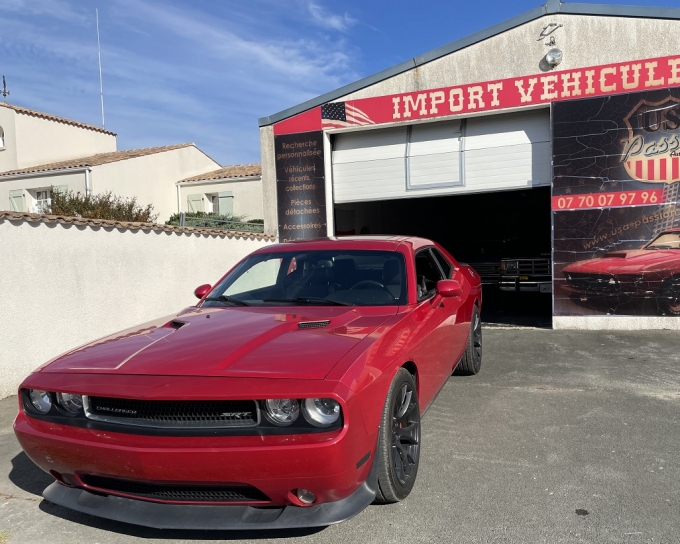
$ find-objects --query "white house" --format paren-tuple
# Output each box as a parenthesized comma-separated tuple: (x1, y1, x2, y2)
(0, 102, 263, 222)
(177, 163, 263, 220)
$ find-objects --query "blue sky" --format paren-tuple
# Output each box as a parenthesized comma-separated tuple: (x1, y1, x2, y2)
(1, 0, 678, 165)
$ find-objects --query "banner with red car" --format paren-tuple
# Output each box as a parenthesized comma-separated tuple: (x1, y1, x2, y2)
(552, 89, 680, 316)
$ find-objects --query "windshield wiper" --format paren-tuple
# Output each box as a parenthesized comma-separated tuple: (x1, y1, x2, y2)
(203, 295, 250, 306)
(263, 297, 353, 306)
(648, 245, 674, 250)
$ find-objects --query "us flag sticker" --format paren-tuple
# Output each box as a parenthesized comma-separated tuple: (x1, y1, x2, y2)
(321, 102, 376, 130)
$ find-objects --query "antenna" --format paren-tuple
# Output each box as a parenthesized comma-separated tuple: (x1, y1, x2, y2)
(96, 8, 105, 128)
(1, 76, 9, 102)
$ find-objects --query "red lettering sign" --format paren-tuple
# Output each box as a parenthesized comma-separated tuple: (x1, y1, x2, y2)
(274, 54, 680, 134)
(551, 189, 665, 211)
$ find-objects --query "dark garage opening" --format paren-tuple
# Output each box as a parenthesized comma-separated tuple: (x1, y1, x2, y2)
(334, 187, 553, 327)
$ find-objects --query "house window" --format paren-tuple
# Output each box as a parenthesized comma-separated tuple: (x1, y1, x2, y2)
(0, 126, 4, 149)
(208, 191, 233, 216)
(34, 190, 52, 213)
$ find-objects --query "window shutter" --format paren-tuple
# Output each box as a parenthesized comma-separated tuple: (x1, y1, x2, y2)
(9, 189, 25, 212)
(218, 191, 233, 216)
(187, 194, 204, 213)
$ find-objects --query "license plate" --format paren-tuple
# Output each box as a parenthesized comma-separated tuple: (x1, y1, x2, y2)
(540, 284, 552, 293)
(519, 276, 529, 280)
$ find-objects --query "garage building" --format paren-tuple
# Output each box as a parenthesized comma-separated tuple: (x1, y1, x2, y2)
(258, 0, 680, 330)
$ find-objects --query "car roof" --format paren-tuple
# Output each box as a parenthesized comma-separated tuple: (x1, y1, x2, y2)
(253, 236, 437, 254)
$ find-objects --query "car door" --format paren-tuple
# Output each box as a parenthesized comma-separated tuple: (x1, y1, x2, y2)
(430, 246, 470, 363)
(406, 248, 462, 409)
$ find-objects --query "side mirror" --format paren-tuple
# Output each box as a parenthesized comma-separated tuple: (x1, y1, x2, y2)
(194, 284, 212, 300)
(436, 279, 463, 298)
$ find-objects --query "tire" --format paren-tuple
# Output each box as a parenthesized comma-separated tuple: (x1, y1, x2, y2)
(455, 304, 482, 375)
(374, 368, 421, 504)
(658, 276, 680, 316)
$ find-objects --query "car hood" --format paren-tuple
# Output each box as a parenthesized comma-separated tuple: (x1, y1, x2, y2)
(42, 306, 398, 380)
(564, 249, 680, 275)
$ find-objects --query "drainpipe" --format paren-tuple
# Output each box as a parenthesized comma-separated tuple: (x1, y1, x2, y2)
(85, 168, 92, 196)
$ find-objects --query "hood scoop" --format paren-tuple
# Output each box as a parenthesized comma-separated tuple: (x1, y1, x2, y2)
(298, 320, 331, 330)
(167, 320, 188, 330)
(606, 252, 629, 258)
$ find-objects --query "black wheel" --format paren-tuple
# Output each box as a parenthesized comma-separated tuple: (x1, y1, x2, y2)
(374, 368, 421, 504)
(455, 305, 482, 375)
(658, 276, 680, 316)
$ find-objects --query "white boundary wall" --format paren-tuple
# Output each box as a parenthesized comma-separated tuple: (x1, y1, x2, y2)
(0, 217, 273, 398)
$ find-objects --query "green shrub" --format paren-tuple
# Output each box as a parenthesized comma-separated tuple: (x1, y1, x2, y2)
(48, 187, 157, 223)
(165, 211, 245, 227)
(165, 212, 264, 232)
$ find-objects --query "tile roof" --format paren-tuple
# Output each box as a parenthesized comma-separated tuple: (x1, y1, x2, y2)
(179, 163, 261, 183)
(0, 103, 116, 136)
(0, 211, 275, 240)
(0, 144, 194, 177)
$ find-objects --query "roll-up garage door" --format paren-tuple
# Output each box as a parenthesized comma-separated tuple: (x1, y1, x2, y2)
(331, 109, 550, 203)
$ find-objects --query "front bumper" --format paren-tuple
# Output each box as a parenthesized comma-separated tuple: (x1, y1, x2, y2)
(14, 374, 382, 528)
(500, 277, 552, 293)
(14, 408, 376, 508)
(42, 456, 378, 530)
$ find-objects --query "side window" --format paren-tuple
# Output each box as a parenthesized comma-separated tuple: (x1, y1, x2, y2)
(431, 248, 453, 278)
(415, 249, 444, 300)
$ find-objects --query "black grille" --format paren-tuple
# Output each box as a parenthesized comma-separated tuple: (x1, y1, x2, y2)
(85, 397, 259, 428)
(80, 474, 269, 503)
(298, 320, 330, 329)
(517, 259, 551, 275)
(566, 273, 619, 293)
(469, 262, 501, 284)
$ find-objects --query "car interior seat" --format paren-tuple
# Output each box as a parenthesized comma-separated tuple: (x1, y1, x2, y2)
(382, 259, 402, 299)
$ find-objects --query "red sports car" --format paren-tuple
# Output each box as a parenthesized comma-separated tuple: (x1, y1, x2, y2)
(14, 236, 482, 529)
(562, 228, 680, 315)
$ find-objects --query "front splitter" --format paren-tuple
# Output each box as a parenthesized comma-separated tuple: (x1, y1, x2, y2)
(42, 458, 377, 530)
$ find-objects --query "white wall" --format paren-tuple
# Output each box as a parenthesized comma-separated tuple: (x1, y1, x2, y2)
(0, 107, 18, 173)
(92, 146, 220, 222)
(179, 178, 264, 220)
(0, 216, 274, 398)
(14, 113, 116, 169)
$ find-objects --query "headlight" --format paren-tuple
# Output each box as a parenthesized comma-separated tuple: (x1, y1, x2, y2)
(264, 399, 300, 425)
(302, 398, 341, 427)
(502, 260, 518, 273)
(56, 392, 83, 414)
(28, 389, 52, 413)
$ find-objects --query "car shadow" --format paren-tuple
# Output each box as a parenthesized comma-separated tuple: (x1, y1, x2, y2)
(8, 451, 53, 497)
(37, 500, 326, 540)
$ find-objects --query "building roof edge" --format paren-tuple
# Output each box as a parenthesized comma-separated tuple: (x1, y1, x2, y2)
(258, 0, 680, 127)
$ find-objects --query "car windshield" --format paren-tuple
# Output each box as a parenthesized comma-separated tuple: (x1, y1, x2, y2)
(202, 249, 407, 307)
(645, 232, 680, 250)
